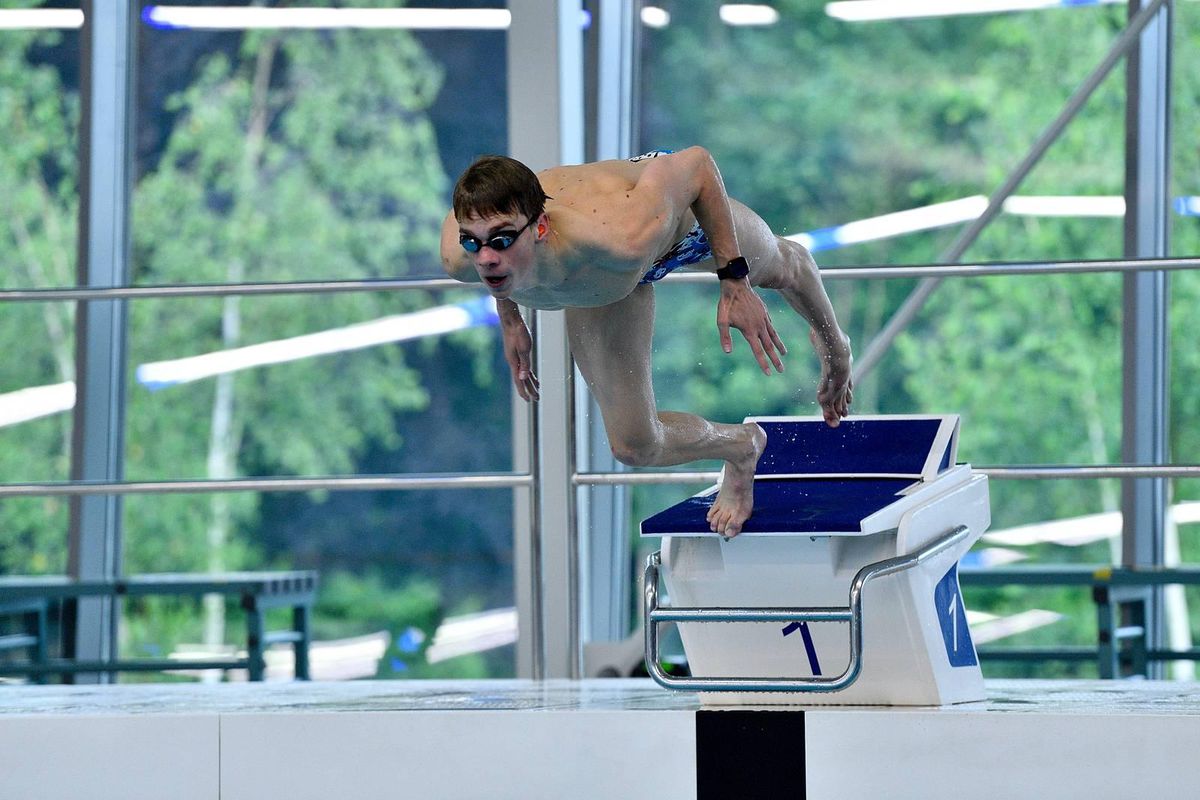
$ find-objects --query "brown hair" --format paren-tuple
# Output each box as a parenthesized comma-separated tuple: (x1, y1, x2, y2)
(452, 155, 549, 223)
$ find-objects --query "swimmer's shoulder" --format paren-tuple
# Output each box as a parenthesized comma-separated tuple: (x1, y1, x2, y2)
(538, 160, 639, 201)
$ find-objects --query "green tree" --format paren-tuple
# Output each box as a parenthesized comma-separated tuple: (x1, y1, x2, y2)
(128, 21, 453, 657)
(0, 23, 78, 574)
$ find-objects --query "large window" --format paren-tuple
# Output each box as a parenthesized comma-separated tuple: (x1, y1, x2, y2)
(1, 1, 520, 681)
(634, 0, 1190, 677)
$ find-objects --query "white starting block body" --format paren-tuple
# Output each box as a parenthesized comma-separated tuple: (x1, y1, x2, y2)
(640, 415, 991, 706)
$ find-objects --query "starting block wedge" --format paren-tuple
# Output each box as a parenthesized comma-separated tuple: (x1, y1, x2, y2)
(640, 414, 991, 705)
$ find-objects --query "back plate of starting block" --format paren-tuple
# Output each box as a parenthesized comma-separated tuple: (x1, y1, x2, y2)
(641, 415, 961, 537)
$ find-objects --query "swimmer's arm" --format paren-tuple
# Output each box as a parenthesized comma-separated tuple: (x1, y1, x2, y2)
(440, 210, 479, 283)
(632, 148, 786, 376)
(497, 298, 540, 402)
(625, 146, 740, 266)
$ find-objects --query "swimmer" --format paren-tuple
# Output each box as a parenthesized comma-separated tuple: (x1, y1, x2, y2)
(441, 147, 853, 537)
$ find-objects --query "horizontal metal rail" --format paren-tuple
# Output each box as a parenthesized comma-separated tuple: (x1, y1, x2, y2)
(960, 565, 1200, 588)
(974, 647, 1097, 663)
(643, 524, 970, 693)
(0, 277, 462, 303)
(0, 659, 259, 677)
(574, 470, 721, 486)
(3, 464, 1195, 498)
(3, 256, 1200, 303)
(576, 464, 1200, 488)
(650, 607, 853, 624)
(978, 465, 1200, 480)
(0, 472, 533, 498)
(670, 256, 1200, 283)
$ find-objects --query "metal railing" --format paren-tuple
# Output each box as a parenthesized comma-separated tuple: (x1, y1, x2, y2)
(3, 254, 1199, 305)
(960, 565, 1200, 677)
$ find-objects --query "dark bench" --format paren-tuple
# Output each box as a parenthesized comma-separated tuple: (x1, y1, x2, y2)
(0, 571, 318, 683)
(961, 565, 1200, 677)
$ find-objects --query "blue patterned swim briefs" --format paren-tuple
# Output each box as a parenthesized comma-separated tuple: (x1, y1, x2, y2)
(629, 150, 713, 284)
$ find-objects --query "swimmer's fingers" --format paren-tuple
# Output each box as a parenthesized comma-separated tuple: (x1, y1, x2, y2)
(743, 329, 778, 376)
(501, 324, 539, 402)
(717, 283, 785, 374)
(760, 314, 786, 373)
(717, 319, 734, 355)
(772, 325, 788, 358)
(515, 366, 540, 402)
(817, 373, 852, 426)
(738, 311, 785, 375)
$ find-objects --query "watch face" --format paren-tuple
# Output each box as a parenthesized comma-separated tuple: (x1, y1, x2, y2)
(720, 257, 750, 279)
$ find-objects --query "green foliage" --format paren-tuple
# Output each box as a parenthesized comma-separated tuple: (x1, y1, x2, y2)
(0, 27, 79, 573)
(125, 25, 449, 570)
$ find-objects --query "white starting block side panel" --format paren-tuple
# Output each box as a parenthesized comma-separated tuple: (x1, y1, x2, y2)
(663, 474, 990, 705)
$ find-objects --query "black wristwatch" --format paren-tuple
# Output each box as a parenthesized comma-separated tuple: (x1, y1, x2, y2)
(716, 256, 750, 281)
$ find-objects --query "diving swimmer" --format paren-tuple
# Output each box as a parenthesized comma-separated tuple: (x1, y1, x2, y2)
(441, 147, 853, 537)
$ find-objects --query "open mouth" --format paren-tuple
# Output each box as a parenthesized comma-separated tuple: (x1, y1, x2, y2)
(484, 275, 508, 289)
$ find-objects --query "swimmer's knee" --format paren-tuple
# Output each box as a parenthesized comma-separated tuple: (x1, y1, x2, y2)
(610, 433, 662, 468)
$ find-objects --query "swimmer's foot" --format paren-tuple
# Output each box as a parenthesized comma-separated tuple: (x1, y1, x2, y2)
(706, 423, 767, 539)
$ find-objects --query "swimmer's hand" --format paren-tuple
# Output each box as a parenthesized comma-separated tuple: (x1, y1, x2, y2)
(812, 328, 853, 427)
(717, 276, 787, 375)
(499, 299, 539, 402)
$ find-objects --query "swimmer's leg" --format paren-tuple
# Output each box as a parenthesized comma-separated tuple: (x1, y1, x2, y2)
(722, 198, 853, 425)
(566, 284, 765, 537)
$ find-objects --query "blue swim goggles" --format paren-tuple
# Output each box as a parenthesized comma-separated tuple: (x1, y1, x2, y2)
(459, 216, 536, 254)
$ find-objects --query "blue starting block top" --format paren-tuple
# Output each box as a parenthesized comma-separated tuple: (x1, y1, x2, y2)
(640, 415, 961, 537)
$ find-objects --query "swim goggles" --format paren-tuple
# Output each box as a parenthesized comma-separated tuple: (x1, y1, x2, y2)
(459, 216, 537, 253)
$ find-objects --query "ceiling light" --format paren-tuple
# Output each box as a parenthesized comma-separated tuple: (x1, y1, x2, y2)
(0, 9, 84, 29)
(826, 0, 1121, 23)
(641, 6, 671, 28)
(142, 6, 511, 31)
(719, 4, 780, 26)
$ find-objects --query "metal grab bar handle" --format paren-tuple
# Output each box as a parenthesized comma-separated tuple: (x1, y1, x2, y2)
(643, 525, 971, 693)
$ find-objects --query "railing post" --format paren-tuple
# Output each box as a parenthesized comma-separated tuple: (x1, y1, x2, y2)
(1121, 0, 1172, 678)
(508, 0, 585, 680)
(66, 0, 136, 682)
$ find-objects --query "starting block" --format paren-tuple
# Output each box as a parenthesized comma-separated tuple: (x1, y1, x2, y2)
(640, 414, 991, 705)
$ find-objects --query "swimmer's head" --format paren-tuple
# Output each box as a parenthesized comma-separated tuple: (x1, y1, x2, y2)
(453, 156, 550, 298)
(453, 155, 549, 223)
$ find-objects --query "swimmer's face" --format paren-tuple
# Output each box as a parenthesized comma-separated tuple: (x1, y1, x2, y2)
(458, 212, 544, 298)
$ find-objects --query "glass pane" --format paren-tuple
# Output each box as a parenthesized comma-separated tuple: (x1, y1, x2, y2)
(1167, 480, 1200, 682)
(119, 488, 516, 681)
(124, 3, 514, 679)
(639, 0, 1128, 267)
(0, 7, 81, 575)
(635, 0, 1138, 679)
(1169, 1, 1199, 679)
(1172, 0, 1200, 257)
